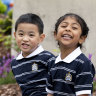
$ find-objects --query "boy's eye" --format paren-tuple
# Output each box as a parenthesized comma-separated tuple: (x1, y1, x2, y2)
(29, 34, 34, 37)
(18, 33, 23, 36)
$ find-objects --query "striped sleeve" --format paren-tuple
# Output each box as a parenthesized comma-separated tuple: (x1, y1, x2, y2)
(75, 60, 95, 95)
(46, 70, 54, 94)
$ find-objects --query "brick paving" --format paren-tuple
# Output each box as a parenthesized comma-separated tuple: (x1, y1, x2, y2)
(0, 84, 96, 96)
(0, 83, 22, 96)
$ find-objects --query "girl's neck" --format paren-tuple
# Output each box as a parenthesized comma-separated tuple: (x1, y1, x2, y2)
(60, 47, 77, 60)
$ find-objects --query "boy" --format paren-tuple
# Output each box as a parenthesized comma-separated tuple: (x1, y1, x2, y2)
(11, 13, 55, 96)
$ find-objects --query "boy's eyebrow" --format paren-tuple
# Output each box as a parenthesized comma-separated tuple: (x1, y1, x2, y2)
(18, 29, 24, 32)
(18, 30, 35, 33)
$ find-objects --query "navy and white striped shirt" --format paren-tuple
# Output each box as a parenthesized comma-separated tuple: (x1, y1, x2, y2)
(11, 46, 55, 96)
(46, 47, 95, 96)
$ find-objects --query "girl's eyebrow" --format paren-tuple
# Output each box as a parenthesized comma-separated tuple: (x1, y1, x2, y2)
(61, 21, 80, 26)
(72, 23, 81, 27)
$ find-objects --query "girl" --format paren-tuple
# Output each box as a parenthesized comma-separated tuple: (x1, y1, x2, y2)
(46, 13, 95, 96)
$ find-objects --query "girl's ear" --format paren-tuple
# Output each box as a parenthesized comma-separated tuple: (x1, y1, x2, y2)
(79, 35, 87, 44)
(54, 31, 57, 40)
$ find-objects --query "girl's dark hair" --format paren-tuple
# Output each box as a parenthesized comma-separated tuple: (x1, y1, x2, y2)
(15, 13, 44, 34)
(54, 13, 89, 48)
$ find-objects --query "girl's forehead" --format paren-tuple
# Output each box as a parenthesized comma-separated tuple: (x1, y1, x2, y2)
(63, 16, 78, 22)
(60, 16, 81, 25)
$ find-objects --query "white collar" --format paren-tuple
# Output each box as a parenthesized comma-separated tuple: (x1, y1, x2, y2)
(55, 47, 82, 64)
(16, 45, 44, 60)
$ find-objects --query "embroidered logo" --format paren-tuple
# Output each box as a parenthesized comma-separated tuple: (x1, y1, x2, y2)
(32, 63, 38, 71)
(65, 72, 72, 82)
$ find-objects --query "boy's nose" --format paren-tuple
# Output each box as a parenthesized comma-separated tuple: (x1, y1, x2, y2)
(23, 36, 29, 41)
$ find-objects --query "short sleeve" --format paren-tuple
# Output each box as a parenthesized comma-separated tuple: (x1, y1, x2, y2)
(75, 60, 95, 95)
(46, 70, 54, 94)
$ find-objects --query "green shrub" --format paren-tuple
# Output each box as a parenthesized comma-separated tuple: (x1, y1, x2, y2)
(0, 71, 16, 85)
(93, 75, 96, 92)
(0, 0, 7, 14)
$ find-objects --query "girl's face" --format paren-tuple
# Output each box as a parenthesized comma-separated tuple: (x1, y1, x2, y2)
(14, 23, 45, 57)
(54, 16, 86, 50)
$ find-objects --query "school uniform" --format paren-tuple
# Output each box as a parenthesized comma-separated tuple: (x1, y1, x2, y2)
(11, 45, 55, 96)
(46, 47, 95, 96)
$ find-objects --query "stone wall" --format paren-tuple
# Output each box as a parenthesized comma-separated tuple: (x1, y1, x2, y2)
(12, 0, 96, 68)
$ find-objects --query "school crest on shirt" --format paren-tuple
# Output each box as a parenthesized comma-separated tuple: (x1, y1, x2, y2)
(65, 72, 72, 82)
(32, 63, 38, 71)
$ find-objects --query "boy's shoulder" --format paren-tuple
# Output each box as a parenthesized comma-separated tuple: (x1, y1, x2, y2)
(11, 58, 18, 67)
(39, 50, 55, 57)
(38, 50, 56, 61)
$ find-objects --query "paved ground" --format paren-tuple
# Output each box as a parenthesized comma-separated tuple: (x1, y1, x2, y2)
(0, 83, 96, 96)
(0, 83, 22, 96)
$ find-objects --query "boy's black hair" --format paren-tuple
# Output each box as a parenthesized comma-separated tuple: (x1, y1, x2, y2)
(15, 13, 44, 34)
(54, 13, 89, 48)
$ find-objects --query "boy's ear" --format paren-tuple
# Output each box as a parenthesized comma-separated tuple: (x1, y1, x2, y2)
(14, 32, 16, 38)
(40, 33, 45, 42)
(79, 35, 86, 44)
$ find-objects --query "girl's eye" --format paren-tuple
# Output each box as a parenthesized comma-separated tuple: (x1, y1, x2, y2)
(72, 27, 78, 30)
(61, 25, 67, 28)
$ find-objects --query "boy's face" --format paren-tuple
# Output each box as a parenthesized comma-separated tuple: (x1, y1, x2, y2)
(54, 17, 86, 50)
(14, 23, 45, 57)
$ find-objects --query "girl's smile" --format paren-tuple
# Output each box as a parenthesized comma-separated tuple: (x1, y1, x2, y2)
(55, 16, 85, 50)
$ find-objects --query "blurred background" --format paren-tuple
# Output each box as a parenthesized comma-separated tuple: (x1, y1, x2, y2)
(0, 0, 96, 95)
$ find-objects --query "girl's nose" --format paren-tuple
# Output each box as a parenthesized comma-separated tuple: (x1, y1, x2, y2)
(66, 26, 71, 32)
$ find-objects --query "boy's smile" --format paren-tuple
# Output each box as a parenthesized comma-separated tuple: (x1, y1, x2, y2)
(14, 23, 45, 57)
(21, 43, 30, 49)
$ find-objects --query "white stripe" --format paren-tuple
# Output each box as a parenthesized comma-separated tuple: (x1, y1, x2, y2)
(29, 91, 40, 96)
(12, 60, 47, 69)
(47, 57, 55, 63)
(46, 79, 53, 87)
(75, 84, 92, 88)
(39, 53, 52, 56)
(76, 72, 93, 78)
(53, 91, 73, 95)
(75, 59, 84, 63)
(46, 88, 54, 94)
(46, 88, 75, 96)
(36, 85, 46, 87)
(76, 90, 91, 95)
(53, 79, 74, 85)
(15, 69, 45, 78)
(51, 66, 76, 73)
(19, 78, 46, 86)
